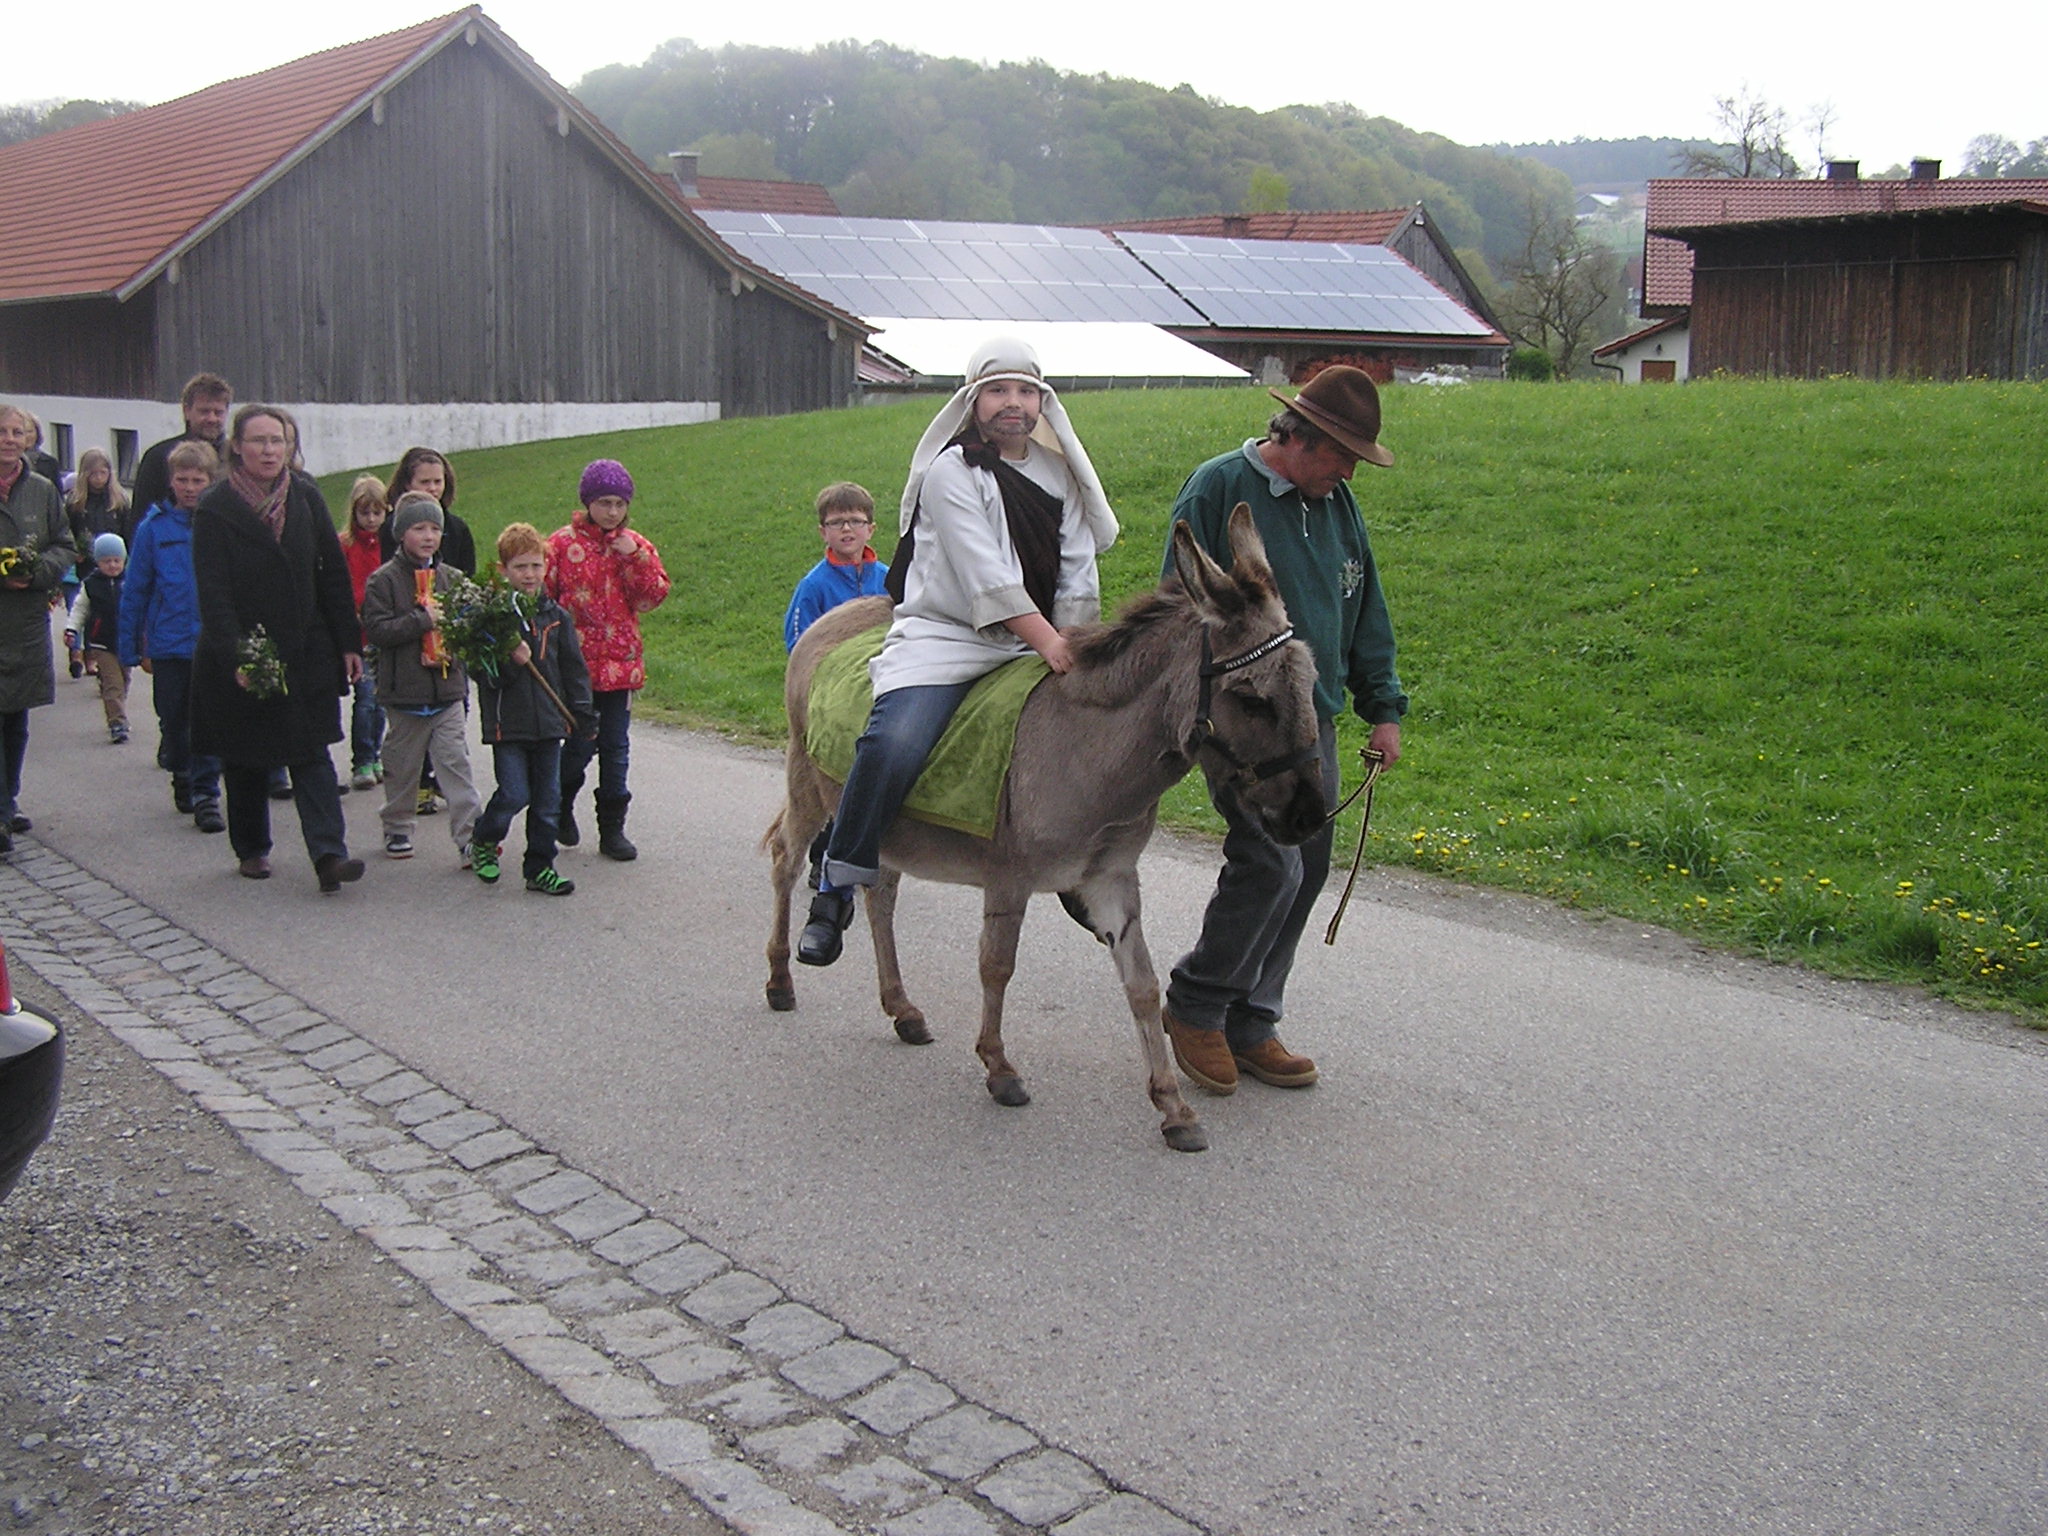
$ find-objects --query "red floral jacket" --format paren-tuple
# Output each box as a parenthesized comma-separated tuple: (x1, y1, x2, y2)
(543, 510, 671, 692)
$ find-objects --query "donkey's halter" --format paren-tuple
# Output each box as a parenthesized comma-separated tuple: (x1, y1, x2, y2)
(1186, 626, 1321, 788)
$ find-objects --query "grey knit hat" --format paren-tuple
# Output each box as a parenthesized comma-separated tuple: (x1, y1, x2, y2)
(391, 492, 445, 541)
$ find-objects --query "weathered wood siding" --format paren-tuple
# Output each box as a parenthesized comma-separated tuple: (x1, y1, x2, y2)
(723, 286, 858, 416)
(149, 36, 842, 409)
(1688, 213, 2048, 380)
(0, 292, 156, 397)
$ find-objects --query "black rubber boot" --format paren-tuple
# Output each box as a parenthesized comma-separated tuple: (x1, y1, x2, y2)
(797, 888, 856, 967)
(557, 765, 585, 846)
(595, 793, 637, 861)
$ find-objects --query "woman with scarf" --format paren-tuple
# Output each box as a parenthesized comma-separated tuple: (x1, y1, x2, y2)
(798, 337, 1120, 967)
(190, 406, 366, 892)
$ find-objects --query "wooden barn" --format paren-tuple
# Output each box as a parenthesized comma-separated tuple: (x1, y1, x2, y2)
(0, 8, 866, 475)
(1642, 168, 2048, 381)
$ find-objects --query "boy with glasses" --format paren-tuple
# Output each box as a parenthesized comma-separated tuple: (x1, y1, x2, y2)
(784, 482, 889, 652)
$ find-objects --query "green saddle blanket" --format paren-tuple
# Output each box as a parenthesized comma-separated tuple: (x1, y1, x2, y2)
(805, 627, 1050, 838)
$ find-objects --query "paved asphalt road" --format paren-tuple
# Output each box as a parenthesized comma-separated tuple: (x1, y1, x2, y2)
(13, 673, 2047, 1535)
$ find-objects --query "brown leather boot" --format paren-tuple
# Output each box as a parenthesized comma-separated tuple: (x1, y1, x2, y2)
(1163, 1007, 1236, 1095)
(1234, 1037, 1318, 1088)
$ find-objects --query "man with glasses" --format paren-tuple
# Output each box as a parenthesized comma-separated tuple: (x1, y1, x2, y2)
(784, 480, 889, 652)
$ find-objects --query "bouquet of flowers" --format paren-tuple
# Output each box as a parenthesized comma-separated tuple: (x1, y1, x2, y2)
(437, 574, 525, 682)
(236, 625, 289, 699)
(0, 535, 39, 581)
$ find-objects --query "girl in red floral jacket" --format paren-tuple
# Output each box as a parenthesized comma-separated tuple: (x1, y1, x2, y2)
(543, 459, 670, 860)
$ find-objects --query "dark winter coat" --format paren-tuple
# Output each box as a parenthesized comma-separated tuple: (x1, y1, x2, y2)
(359, 557, 470, 710)
(477, 592, 597, 744)
(0, 465, 75, 713)
(131, 430, 225, 524)
(378, 509, 477, 576)
(78, 569, 123, 652)
(190, 472, 357, 766)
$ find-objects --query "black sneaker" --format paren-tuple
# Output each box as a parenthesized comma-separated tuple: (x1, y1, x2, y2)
(193, 801, 226, 835)
(796, 887, 857, 967)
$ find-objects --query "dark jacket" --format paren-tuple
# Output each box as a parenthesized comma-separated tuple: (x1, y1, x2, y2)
(118, 501, 202, 665)
(477, 592, 597, 744)
(360, 556, 470, 710)
(68, 490, 135, 570)
(78, 569, 123, 652)
(132, 431, 224, 523)
(0, 465, 75, 713)
(190, 472, 356, 766)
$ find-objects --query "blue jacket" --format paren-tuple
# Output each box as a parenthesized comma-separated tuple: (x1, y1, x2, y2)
(118, 500, 203, 665)
(784, 550, 890, 651)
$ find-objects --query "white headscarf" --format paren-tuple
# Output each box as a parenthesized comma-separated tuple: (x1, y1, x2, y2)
(897, 336, 1118, 551)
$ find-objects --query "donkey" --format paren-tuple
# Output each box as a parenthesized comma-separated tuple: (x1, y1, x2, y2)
(763, 507, 1325, 1152)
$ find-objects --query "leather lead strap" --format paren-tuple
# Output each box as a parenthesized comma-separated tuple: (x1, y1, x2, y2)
(1323, 747, 1387, 946)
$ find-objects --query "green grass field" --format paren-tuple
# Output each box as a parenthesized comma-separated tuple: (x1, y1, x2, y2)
(328, 378, 2048, 1021)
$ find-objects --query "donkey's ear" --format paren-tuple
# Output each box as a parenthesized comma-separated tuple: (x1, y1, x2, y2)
(1170, 518, 1230, 607)
(1224, 505, 1278, 600)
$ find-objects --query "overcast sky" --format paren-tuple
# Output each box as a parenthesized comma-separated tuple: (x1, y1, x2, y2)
(36, 2, 2046, 174)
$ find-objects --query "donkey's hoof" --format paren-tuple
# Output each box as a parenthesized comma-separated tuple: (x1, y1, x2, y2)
(893, 1013, 933, 1045)
(1162, 1121, 1209, 1153)
(987, 1075, 1031, 1108)
(766, 982, 796, 1012)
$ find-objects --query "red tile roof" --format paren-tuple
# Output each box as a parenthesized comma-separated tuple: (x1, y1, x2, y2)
(1591, 314, 1685, 358)
(1642, 177, 2048, 311)
(0, 11, 471, 303)
(1110, 209, 1413, 245)
(685, 176, 840, 216)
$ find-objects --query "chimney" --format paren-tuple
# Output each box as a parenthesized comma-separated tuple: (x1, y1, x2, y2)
(1825, 159, 1860, 182)
(669, 150, 699, 199)
(1222, 214, 1250, 238)
(1909, 158, 1942, 180)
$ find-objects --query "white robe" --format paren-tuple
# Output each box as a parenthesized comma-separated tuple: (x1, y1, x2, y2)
(868, 442, 1101, 696)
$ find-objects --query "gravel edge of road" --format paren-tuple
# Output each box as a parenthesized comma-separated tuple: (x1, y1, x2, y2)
(1, 836, 1204, 1536)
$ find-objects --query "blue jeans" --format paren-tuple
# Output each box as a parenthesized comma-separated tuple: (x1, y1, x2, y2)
(350, 658, 385, 770)
(561, 689, 631, 804)
(475, 740, 563, 877)
(224, 755, 348, 867)
(820, 680, 974, 889)
(1166, 719, 1339, 1049)
(149, 658, 221, 804)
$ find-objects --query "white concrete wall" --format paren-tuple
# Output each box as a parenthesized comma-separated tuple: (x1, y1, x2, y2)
(1604, 323, 1691, 383)
(8, 395, 722, 480)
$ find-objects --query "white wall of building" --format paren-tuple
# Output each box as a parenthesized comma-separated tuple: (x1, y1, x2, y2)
(1600, 321, 1691, 383)
(10, 395, 722, 481)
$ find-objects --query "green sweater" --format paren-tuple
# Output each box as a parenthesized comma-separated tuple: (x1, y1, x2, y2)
(1161, 441, 1407, 725)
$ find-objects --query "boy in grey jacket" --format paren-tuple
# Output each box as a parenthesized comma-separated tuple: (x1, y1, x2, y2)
(359, 494, 480, 862)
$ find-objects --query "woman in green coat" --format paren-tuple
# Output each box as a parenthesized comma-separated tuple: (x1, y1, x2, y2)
(0, 403, 77, 854)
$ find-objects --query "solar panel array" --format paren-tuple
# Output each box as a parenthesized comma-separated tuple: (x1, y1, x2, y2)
(700, 213, 1201, 324)
(699, 212, 1495, 339)
(1114, 232, 1496, 335)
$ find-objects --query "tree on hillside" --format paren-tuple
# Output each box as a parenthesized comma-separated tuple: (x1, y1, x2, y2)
(1960, 133, 2048, 177)
(1496, 198, 1625, 378)
(0, 97, 141, 146)
(1674, 87, 1802, 178)
(571, 40, 1565, 265)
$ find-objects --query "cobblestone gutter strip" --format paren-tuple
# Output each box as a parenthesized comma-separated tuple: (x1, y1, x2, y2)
(2, 842, 1202, 1536)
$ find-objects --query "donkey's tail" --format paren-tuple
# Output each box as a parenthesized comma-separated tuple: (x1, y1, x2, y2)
(760, 808, 786, 856)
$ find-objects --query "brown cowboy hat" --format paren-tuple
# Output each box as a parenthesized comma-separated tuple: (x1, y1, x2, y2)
(1269, 365, 1394, 468)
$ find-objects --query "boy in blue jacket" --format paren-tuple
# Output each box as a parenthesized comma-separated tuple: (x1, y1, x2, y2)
(118, 440, 225, 832)
(783, 482, 888, 651)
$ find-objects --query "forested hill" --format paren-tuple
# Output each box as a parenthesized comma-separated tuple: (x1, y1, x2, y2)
(573, 40, 1570, 271)
(1493, 137, 1712, 188)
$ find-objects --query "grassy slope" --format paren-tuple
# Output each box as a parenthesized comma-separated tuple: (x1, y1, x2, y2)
(328, 379, 2047, 1019)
